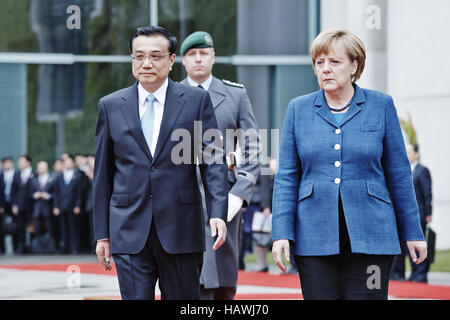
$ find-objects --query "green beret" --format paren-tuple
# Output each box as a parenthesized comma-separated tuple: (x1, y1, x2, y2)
(180, 31, 214, 56)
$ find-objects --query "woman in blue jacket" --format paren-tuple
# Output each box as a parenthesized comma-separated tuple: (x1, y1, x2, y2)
(271, 30, 427, 300)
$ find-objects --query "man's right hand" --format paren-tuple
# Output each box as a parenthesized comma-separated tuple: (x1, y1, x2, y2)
(272, 239, 290, 273)
(210, 218, 227, 251)
(12, 205, 18, 216)
(53, 208, 60, 216)
(96, 239, 112, 271)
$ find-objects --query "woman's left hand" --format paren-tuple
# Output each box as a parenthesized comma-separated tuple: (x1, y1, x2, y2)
(406, 240, 427, 264)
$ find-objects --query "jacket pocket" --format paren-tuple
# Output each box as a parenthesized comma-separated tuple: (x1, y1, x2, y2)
(366, 181, 392, 204)
(297, 182, 313, 202)
(360, 123, 381, 132)
(179, 189, 201, 204)
(110, 194, 129, 207)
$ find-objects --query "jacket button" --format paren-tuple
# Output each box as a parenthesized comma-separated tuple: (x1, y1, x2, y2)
(149, 194, 152, 198)
(334, 178, 341, 184)
(335, 128, 341, 134)
(335, 161, 341, 168)
(151, 167, 156, 172)
(334, 144, 341, 150)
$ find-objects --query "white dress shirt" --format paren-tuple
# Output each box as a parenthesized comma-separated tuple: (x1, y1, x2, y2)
(138, 79, 168, 155)
(187, 75, 213, 91)
(20, 167, 32, 183)
(63, 169, 74, 185)
(3, 169, 15, 198)
(38, 173, 50, 188)
(411, 160, 419, 172)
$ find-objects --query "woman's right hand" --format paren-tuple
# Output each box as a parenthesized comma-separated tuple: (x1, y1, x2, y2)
(272, 239, 290, 273)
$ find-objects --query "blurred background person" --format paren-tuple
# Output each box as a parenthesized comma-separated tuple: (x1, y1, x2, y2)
(250, 159, 276, 273)
(52, 159, 63, 178)
(74, 153, 91, 252)
(50, 158, 63, 252)
(12, 155, 35, 254)
(75, 154, 89, 173)
(52, 154, 82, 254)
(0, 160, 5, 254)
(31, 161, 56, 253)
(1, 158, 19, 253)
(271, 30, 427, 300)
(391, 143, 433, 283)
(84, 155, 95, 253)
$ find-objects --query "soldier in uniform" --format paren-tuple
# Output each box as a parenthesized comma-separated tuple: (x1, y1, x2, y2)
(180, 31, 260, 300)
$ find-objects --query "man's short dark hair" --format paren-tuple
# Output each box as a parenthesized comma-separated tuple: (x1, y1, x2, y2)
(129, 25, 178, 55)
(65, 154, 75, 162)
(2, 157, 13, 164)
(20, 154, 32, 163)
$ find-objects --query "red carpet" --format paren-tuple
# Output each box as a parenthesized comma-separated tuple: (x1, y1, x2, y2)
(1, 263, 450, 300)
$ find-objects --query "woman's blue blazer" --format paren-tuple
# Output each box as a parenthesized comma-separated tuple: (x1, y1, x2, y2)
(272, 84, 425, 256)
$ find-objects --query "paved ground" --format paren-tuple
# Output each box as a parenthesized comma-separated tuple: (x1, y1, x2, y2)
(0, 254, 449, 300)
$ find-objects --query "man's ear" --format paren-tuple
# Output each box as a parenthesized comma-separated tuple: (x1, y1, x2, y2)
(170, 53, 176, 70)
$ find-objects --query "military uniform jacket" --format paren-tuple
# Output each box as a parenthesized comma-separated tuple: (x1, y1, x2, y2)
(182, 76, 260, 289)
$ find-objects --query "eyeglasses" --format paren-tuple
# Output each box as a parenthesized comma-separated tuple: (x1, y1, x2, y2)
(131, 52, 171, 63)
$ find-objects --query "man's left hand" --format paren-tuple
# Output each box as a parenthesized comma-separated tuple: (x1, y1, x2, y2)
(210, 218, 227, 251)
(227, 193, 243, 222)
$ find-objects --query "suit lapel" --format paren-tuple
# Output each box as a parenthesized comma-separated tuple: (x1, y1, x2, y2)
(208, 77, 226, 109)
(152, 79, 185, 164)
(181, 77, 225, 109)
(315, 90, 339, 128)
(314, 84, 365, 128)
(413, 163, 422, 179)
(339, 85, 364, 127)
(119, 82, 153, 162)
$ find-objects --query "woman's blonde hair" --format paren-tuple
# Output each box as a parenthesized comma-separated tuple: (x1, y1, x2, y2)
(310, 29, 366, 82)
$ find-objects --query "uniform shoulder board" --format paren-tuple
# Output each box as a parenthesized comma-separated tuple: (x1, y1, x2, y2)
(222, 79, 244, 88)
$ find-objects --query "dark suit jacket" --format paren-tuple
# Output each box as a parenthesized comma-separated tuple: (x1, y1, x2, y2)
(413, 163, 432, 227)
(0, 173, 4, 209)
(13, 170, 35, 213)
(0, 171, 18, 207)
(53, 171, 82, 213)
(31, 175, 55, 218)
(94, 79, 228, 255)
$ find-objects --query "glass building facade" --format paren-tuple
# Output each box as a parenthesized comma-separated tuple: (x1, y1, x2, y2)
(0, 0, 320, 163)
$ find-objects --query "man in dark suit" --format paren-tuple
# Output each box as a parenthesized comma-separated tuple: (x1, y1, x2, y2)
(1, 158, 18, 253)
(74, 154, 91, 252)
(31, 161, 57, 251)
(94, 26, 228, 300)
(0, 162, 5, 254)
(391, 143, 432, 282)
(52, 154, 83, 254)
(11, 155, 35, 254)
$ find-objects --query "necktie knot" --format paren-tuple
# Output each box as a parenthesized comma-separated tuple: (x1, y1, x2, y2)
(146, 94, 156, 104)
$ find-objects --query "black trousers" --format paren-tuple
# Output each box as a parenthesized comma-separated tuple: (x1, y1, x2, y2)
(294, 195, 394, 300)
(113, 222, 203, 300)
(59, 210, 80, 254)
(13, 210, 30, 254)
(200, 286, 236, 300)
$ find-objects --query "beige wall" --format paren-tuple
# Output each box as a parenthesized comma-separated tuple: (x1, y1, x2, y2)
(321, 0, 450, 249)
